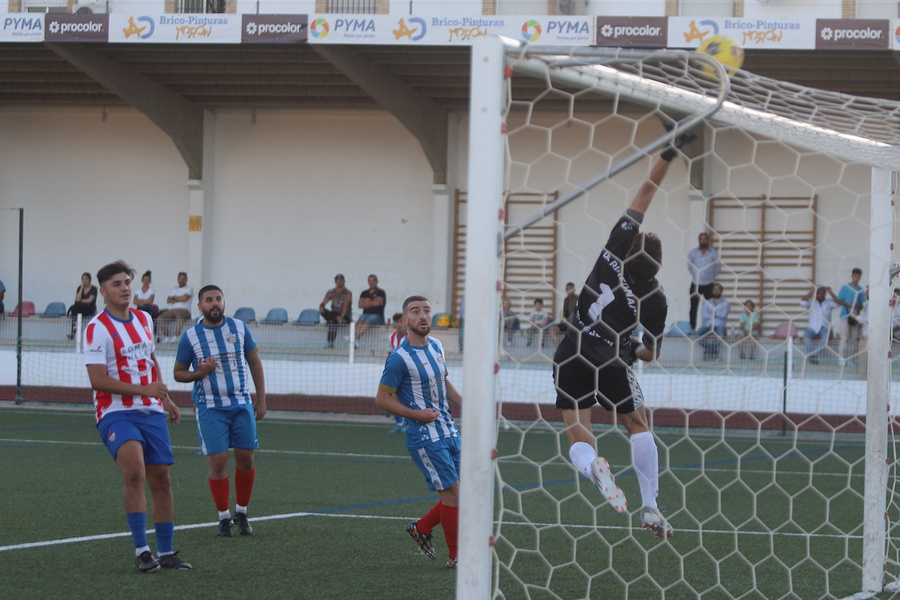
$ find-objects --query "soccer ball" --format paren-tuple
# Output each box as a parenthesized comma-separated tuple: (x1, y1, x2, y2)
(697, 35, 744, 73)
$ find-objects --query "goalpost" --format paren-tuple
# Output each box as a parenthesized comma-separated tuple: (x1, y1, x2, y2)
(460, 36, 898, 599)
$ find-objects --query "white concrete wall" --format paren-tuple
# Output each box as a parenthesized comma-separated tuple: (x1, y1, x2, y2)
(0, 106, 435, 319)
(0, 104, 887, 330)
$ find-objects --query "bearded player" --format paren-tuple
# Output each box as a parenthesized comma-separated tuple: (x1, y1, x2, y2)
(174, 285, 267, 538)
(375, 295, 463, 568)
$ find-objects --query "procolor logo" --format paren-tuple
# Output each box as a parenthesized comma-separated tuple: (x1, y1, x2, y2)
(48, 20, 104, 34)
(599, 23, 662, 38)
(820, 26, 883, 41)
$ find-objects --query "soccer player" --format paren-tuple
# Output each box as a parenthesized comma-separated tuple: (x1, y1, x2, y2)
(83, 260, 191, 573)
(553, 142, 685, 540)
(387, 312, 408, 434)
(174, 285, 267, 537)
(375, 296, 463, 568)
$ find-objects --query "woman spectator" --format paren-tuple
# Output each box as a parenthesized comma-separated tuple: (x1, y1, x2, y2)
(133, 270, 158, 317)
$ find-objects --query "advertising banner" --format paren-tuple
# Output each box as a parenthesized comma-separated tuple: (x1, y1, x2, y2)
(815, 19, 889, 50)
(107, 13, 242, 43)
(241, 14, 308, 43)
(667, 17, 815, 50)
(45, 13, 109, 43)
(595, 17, 667, 48)
(0, 13, 43, 42)
(306, 14, 592, 46)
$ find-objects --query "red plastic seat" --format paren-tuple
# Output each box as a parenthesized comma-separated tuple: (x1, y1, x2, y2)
(11, 301, 36, 317)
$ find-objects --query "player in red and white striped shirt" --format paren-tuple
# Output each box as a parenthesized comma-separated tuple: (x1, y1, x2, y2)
(387, 312, 407, 434)
(84, 260, 190, 573)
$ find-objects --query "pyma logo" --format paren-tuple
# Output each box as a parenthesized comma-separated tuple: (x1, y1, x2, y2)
(310, 17, 329, 39)
(521, 20, 541, 42)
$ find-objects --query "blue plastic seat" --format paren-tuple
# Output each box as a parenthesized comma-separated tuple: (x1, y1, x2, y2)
(233, 307, 256, 323)
(260, 307, 288, 325)
(41, 301, 67, 318)
(665, 320, 693, 337)
(294, 308, 320, 325)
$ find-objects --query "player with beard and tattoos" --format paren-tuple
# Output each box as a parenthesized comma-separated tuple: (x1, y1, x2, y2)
(174, 285, 267, 538)
(375, 295, 464, 568)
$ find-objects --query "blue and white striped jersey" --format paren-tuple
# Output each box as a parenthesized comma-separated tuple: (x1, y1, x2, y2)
(379, 336, 459, 449)
(175, 317, 258, 408)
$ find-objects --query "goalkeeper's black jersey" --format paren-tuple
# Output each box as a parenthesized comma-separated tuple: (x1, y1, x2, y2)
(566, 210, 668, 366)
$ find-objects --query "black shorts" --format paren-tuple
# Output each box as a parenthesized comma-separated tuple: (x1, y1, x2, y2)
(552, 336, 644, 414)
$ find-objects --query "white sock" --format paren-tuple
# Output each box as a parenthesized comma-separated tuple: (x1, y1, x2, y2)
(135, 545, 151, 557)
(569, 441, 597, 480)
(236, 505, 247, 515)
(631, 431, 659, 509)
(218, 510, 231, 521)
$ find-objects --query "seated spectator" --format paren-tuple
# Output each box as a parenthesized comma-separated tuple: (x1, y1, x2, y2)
(527, 298, 553, 348)
(501, 299, 520, 344)
(133, 270, 158, 318)
(0, 277, 5, 314)
(549, 282, 577, 346)
(156, 271, 193, 343)
(695, 282, 730, 359)
(799, 285, 839, 364)
(891, 288, 900, 344)
(319, 273, 352, 348)
(736, 299, 760, 360)
(355, 274, 386, 343)
(67, 272, 98, 338)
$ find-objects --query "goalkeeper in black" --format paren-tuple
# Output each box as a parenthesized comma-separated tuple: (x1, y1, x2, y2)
(552, 140, 687, 540)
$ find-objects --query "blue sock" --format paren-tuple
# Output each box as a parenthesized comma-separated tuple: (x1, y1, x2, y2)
(154, 521, 175, 555)
(394, 415, 404, 425)
(126, 512, 148, 550)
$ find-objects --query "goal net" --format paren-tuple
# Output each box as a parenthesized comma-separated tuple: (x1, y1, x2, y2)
(458, 37, 899, 599)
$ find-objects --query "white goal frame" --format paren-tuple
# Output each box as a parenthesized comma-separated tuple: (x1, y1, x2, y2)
(459, 35, 896, 599)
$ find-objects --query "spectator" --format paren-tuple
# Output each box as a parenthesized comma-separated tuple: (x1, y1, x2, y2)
(67, 272, 98, 338)
(687, 232, 721, 331)
(736, 299, 760, 360)
(891, 288, 900, 344)
(527, 298, 552, 348)
(0, 277, 5, 315)
(157, 272, 194, 343)
(799, 285, 839, 365)
(133, 270, 158, 318)
(549, 282, 577, 346)
(853, 287, 871, 378)
(501, 299, 520, 344)
(695, 282, 730, 360)
(836, 267, 866, 367)
(457, 296, 465, 352)
(355, 274, 386, 343)
(387, 312, 408, 434)
(319, 273, 352, 348)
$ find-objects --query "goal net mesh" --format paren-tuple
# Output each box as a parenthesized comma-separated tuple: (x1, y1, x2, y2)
(473, 42, 900, 599)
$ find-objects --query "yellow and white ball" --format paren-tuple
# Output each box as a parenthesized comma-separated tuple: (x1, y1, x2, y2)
(697, 35, 744, 72)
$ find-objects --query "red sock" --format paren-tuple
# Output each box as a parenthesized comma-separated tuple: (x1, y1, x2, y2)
(208, 477, 230, 512)
(441, 503, 459, 559)
(235, 467, 256, 507)
(418, 500, 443, 534)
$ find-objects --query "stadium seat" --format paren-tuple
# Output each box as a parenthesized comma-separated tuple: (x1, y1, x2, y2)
(40, 301, 66, 318)
(771, 322, 799, 340)
(10, 301, 35, 317)
(294, 308, 320, 325)
(665, 320, 693, 337)
(233, 306, 256, 323)
(260, 307, 288, 325)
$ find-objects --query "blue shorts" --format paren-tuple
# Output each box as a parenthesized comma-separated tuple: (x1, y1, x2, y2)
(358, 313, 385, 326)
(196, 403, 258, 455)
(97, 410, 174, 464)
(409, 435, 461, 492)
